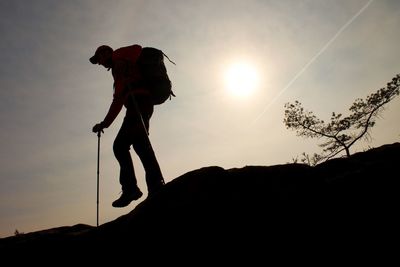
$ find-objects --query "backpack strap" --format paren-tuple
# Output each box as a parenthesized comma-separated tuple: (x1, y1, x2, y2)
(162, 52, 176, 65)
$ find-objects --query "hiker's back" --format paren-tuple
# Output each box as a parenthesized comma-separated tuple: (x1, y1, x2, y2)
(111, 45, 143, 88)
(112, 44, 175, 105)
(112, 44, 142, 63)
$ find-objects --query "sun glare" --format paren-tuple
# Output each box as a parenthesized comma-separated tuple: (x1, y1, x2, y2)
(224, 62, 259, 97)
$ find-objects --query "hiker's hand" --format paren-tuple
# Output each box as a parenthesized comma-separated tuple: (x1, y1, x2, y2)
(92, 123, 104, 134)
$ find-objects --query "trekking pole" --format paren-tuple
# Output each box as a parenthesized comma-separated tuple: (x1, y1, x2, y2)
(96, 130, 101, 227)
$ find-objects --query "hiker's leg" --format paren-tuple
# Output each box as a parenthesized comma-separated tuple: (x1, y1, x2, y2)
(113, 120, 139, 193)
(131, 95, 164, 194)
(132, 129, 164, 194)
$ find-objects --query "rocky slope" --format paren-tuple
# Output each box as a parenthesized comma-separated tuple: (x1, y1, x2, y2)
(1, 142, 398, 262)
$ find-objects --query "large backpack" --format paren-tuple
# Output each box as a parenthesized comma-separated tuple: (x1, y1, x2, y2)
(137, 47, 176, 105)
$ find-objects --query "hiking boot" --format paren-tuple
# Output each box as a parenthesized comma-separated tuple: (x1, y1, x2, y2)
(112, 189, 143, 208)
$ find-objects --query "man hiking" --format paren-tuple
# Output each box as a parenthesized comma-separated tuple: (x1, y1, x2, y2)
(90, 44, 164, 208)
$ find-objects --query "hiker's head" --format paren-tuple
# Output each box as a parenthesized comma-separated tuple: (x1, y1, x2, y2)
(90, 45, 113, 69)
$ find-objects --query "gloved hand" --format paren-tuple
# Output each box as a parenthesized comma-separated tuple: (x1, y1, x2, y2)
(92, 123, 105, 134)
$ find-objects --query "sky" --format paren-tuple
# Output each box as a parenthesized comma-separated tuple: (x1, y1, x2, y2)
(0, 0, 399, 237)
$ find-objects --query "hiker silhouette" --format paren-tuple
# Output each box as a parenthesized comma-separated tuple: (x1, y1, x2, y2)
(90, 44, 164, 208)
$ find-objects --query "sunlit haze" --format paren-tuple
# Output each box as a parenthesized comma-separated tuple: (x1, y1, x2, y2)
(224, 62, 259, 97)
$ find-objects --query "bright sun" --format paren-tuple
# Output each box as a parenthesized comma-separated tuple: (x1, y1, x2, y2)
(224, 62, 259, 97)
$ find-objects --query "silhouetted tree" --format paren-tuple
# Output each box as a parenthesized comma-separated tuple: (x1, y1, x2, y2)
(284, 74, 400, 165)
(14, 229, 24, 236)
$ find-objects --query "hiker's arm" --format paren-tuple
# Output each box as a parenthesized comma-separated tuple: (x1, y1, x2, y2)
(100, 94, 125, 128)
(92, 97, 122, 132)
(100, 61, 129, 128)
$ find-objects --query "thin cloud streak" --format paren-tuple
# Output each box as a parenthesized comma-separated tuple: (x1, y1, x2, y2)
(252, 0, 375, 125)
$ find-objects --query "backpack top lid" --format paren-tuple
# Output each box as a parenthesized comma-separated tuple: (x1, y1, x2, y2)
(139, 47, 176, 65)
(138, 47, 163, 63)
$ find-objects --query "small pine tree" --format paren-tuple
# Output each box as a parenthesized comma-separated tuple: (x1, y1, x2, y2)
(14, 229, 24, 235)
(284, 74, 400, 165)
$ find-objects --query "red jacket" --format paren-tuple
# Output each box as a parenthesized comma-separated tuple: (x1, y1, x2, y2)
(102, 44, 148, 128)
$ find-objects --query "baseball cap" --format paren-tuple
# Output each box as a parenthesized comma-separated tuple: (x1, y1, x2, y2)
(89, 45, 113, 64)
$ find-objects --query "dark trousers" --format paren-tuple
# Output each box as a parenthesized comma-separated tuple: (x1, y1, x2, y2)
(113, 95, 164, 194)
